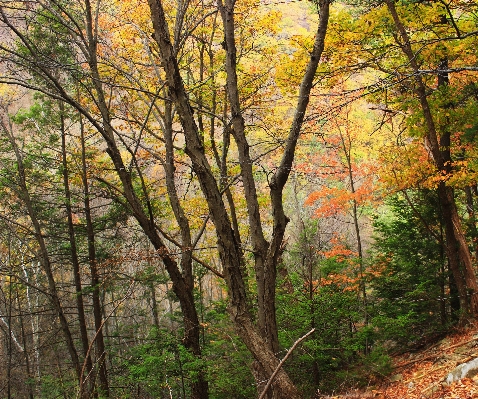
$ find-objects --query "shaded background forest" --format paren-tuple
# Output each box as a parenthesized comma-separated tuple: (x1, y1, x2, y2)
(0, 0, 477, 398)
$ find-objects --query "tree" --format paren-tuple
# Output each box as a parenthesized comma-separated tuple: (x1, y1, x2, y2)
(0, 96, 83, 395)
(0, 0, 332, 397)
(370, 191, 450, 347)
(325, 0, 478, 317)
(381, 0, 478, 316)
(277, 217, 360, 394)
(303, 97, 379, 327)
(147, 0, 330, 396)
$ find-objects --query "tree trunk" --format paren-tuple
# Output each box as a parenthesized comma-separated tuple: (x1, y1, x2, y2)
(79, 116, 110, 397)
(17, 286, 34, 399)
(464, 185, 478, 260)
(60, 104, 93, 396)
(0, 111, 82, 383)
(438, 183, 468, 311)
(163, 96, 209, 399)
(339, 125, 367, 330)
(82, 2, 208, 396)
(147, 0, 330, 397)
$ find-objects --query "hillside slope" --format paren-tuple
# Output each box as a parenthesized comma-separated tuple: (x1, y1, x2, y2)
(320, 322, 478, 399)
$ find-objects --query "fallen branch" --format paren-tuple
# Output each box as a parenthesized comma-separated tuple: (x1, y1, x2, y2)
(258, 328, 315, 399)
(395, 353, 440, 369)
(446, 336, 478, 352)
(405, 364, 449, 383)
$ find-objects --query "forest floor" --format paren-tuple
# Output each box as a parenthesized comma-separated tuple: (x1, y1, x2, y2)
(322, 321, 478, 398)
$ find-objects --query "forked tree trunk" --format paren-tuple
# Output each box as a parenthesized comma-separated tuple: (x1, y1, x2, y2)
(82, 1, 208, 396)
(147, 0, 330, 397)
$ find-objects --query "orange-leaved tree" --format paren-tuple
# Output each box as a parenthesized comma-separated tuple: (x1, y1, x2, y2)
(301, 91, 380, 324)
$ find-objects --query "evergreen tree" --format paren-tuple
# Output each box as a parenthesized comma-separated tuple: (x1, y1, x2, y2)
(370, 190, 451, 348)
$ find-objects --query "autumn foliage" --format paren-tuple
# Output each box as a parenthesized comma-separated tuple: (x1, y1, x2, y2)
(0, 0, 478, 398)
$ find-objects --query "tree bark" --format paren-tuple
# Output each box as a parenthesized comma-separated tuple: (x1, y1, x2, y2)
(81, 2, 208, 396)
(0, 0, 330, 396)
(163, 96, 209, 399)
(464, 185, 478, 260)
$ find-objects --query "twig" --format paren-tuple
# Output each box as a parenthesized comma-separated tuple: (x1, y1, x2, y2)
(445, 336, 478, 352)
(258, 328, 315, 399)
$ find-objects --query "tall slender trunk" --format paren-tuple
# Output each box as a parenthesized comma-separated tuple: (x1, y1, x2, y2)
(150, 281, 160, 329)
(305, 248, 320, 389)
(79, 116, 110, 397)
(464, 186, 478, 260)
(0, 112, 82, 382)
(338, 126, 367, 327)
(16, 286, 34, 399)
(7, 269, 13, 399)
(60, 103, 93, 395)
(438, 183, 468, 310)
(163, 98, 209, 399)
(21, 259, 40, 383)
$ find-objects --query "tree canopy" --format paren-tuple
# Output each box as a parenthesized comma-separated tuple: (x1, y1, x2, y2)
(0, 0, 477, 398)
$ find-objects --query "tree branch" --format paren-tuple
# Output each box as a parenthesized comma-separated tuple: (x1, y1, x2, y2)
(258, 328, 315, 399)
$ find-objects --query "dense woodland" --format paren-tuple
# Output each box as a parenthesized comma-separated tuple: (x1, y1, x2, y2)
(0, 0, 477, 397)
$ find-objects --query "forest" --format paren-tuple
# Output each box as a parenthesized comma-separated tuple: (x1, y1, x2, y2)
(0, 0, 477, 398)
